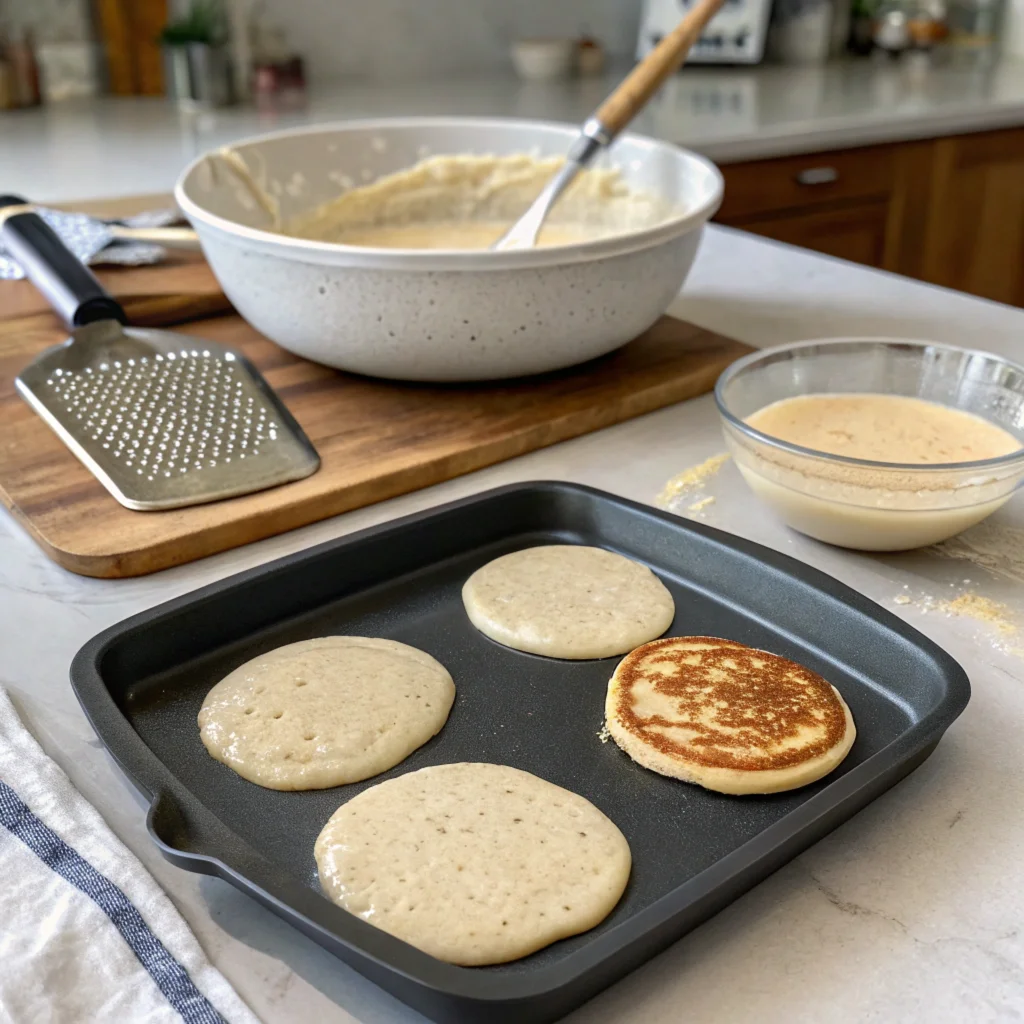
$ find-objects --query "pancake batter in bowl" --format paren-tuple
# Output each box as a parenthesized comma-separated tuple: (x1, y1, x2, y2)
(747, 393, 1022, 463)
(326, 220, 603, 249)
(283, 153, 676, 250)
(733, 393, 1024, 550)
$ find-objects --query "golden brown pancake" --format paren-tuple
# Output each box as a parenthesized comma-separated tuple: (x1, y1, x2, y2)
(605, 637, 855, 794)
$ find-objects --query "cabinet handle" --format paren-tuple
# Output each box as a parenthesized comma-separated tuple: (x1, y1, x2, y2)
(795, 166, 839, 185)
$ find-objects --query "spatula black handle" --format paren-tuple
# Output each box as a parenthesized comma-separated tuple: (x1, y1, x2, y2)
(0, 195, 126, 327)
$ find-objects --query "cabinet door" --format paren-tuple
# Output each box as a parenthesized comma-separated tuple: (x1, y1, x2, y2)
(95, 0, 167, 96)
(729, 200, 892, 268)
(919, 128, 1024, 307)
(717, 147, 896, 222)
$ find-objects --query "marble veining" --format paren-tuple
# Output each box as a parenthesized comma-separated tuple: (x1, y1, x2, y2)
(2, 226, 1024, 1022)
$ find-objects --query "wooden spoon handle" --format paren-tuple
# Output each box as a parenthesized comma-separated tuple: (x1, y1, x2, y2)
(594, 0, 728, 138)
(124, 290, 234, 327)
(108, 225, 202, 251)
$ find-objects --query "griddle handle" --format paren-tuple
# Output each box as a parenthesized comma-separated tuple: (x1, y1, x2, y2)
(0, 195, 127, 327)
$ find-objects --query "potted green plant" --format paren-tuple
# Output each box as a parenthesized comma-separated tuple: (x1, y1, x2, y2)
(160, 0, 234, 109)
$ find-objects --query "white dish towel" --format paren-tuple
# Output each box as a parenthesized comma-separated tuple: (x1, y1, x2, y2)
(0, 688, 260, 1024)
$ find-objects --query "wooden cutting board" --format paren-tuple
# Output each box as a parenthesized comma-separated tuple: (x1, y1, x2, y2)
(0, 265, 750, 579)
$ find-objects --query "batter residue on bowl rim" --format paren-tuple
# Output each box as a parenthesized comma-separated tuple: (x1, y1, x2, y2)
(282, 153, 678, 250)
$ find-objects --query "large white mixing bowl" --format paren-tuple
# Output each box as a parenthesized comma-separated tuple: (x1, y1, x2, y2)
(176, 117, 723, 381)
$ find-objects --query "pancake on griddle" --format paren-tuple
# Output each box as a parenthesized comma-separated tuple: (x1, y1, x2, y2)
(315, 763, 631, 965)
(605, 637, 855, 794)
(198, 637, 455, 790)
(462, 545, 675, 660)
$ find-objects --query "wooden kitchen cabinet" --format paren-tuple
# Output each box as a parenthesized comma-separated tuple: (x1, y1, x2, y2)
(716, 146, 896, 223)
(729, 199, 892, 267)
(715, 126, 1024, 307)
(917, 128, 1024, 307)
(716, 143, 900, 271)
(95, 0, 167, 95)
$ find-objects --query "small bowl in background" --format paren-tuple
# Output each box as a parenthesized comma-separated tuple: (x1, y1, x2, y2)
(511, 38, 577, 81)
(715, 339, 1024, 551)
(577, 37, 607, 76)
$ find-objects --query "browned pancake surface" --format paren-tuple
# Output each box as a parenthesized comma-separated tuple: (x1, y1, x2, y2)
(610, 637, 848, 771)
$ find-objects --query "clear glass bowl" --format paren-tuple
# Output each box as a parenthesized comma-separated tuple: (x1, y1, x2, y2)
(714, 338, 1024, 551)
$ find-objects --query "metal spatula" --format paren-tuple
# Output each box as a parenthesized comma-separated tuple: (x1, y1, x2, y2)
(0, 196, 319, 511)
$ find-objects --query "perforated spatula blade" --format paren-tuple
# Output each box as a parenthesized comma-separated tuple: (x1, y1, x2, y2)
(1, 195, 319, 511)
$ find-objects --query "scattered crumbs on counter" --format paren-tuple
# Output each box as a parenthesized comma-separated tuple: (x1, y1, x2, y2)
(940, 592, 1017, 637)
(657, 452, 730, 513)
(930, 521, 1024, 584)
(598, 724, 611, 744)
(891, 585, 1021, 657)
(688, 496, 716, 513)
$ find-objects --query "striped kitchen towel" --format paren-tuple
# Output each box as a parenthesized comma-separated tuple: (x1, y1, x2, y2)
(0, 688, 260, 1024)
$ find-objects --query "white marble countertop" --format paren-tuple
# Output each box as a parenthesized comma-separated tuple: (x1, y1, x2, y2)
(7, 57, 1024, 204)
(3, 224, 1024, 1022)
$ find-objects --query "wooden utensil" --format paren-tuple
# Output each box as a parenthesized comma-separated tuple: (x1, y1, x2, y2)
(493, 0, 727, 251)
(107, 224, 201, 250)
(593, 0, 727, 137)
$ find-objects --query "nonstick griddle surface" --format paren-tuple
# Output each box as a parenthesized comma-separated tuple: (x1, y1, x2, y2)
(72, 482, 969, 1023)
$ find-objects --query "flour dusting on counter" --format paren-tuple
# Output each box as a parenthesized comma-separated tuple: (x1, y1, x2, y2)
(892, 584, 1021, 657)
(657, 453, 730, 517)
(930, 521, 1024, 584)
(688, 496, 716, 513)
(941, 592, 1017, 637)
(890, 520, 1024, 657)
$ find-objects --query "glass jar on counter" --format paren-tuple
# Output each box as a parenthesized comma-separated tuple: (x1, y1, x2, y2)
(947, 0, 1003, 55)
(873, 0, 913, 52)
(907, 0, 951, 47)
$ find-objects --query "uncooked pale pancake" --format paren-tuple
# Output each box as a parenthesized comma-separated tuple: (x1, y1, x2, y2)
(315, 763, 631, 965)
(198, 637, 455, 791)
(462, 545, 675, 659)
(605, 637, 855, 794)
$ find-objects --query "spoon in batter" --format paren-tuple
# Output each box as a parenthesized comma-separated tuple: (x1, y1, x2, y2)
(492, 0, 726, 252)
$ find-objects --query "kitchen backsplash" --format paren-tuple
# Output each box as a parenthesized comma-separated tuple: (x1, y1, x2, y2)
(0, 0, 642, 80)
(0, 0, 91, 42)
(272, 0, 641, 79)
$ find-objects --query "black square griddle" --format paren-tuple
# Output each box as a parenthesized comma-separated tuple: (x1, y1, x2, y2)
(71, 482, 970, 1023)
